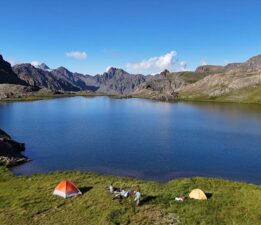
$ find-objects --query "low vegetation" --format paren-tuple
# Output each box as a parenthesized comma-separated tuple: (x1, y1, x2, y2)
(0, 166, 260, 225)
(179, 85, 261, 104)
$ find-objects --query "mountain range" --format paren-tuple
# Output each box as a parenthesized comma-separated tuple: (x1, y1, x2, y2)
(12, 64, 146, 94)
(0, 54, 261, 103)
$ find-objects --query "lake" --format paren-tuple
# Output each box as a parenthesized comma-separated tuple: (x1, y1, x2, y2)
(0, 97, 261, 184)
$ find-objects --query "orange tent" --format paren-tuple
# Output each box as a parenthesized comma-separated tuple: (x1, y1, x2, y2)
(53, 180, 82, 198)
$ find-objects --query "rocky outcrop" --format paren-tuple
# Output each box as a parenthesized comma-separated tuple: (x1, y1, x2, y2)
(133, 71, 209, 100)
(36, 63, 50, 71)
(195, 65, 224, 74)
(0, 84, 39, 99)
(0, 129, 28, 167)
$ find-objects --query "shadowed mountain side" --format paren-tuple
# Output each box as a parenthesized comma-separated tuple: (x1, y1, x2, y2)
(13, 64, 81, 92)
(0, 55, 28, 86)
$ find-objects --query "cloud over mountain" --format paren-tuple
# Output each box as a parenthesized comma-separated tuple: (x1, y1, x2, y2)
(126, 51, 177, 72)
(126, 51, 188, 73)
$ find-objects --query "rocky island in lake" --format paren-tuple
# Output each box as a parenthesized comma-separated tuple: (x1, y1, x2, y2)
(0, 129, 28, 167)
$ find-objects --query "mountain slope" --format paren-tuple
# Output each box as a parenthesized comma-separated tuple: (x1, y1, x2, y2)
(13, 64, 81, 92)
(0, 55, 28, 85)
(133, 70, 210, 100)
(93, 67, 147, 94)
(134, 54, 261, 103)
(179, 55, 261, 103)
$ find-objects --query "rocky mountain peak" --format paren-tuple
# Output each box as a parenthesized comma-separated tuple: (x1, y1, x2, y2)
(195, 65, 224, 74)
(54, 67, 74, 78)
(57, 66, 68, 71)
(245, 55, 261, 70)
(106, 67, 128, 75)
(0, 55, 12, 71)
(104, 67, 129, 79)
(0, 55, 28, 85)
(38, 63, 50, 71)
(160, 69, 170, 77)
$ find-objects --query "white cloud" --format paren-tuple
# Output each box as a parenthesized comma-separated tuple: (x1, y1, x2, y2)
(106, 66, 112, 72)
(126, 51, 177, 72)
(31, 61, 41, 67)
(7, 59, 22, 66)
(179, 61, 187, 71)
(126, 51, 189, 73)
(201, 59, 208, 66)
(65, 51, 87, 60)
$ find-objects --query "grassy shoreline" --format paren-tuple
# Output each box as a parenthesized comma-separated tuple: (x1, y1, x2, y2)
(0, 166, 260, 225)
(1, 91, 261, 105)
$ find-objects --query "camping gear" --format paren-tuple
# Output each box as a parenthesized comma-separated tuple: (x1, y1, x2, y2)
(53, 180, 82, 198)
(189, 189, 207, 200)
(175, 196, 186, 202)
(134, 191, 141, 206)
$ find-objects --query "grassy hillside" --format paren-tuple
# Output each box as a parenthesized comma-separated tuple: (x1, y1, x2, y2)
(168, 72, 209, 84)
(179, 70, 261, 104)
(0, 167, 260, 225)
(179, 85, 261, 104)
(213, 85, 261, 104)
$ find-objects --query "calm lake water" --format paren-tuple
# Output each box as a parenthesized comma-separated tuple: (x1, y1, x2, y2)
(0, 97, 261, 184)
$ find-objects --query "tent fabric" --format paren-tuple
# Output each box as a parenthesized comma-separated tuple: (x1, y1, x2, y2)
(53, 180, 82, 198)
(189, 189, 207, 200)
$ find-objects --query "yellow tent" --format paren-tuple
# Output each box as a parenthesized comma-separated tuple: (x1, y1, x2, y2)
(189, 189, 207, 200)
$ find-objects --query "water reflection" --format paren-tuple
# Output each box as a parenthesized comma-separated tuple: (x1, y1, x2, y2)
(0, 97, 260, 184)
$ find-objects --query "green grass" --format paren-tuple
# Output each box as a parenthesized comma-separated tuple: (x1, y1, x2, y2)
(213, 86, 261, 104)
(179, 85, 261, 104)
(0, 167, 260, 225)
(168, 72, 209, 84)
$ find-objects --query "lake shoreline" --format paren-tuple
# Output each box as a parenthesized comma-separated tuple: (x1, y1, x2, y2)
(1, 91, 261, 105)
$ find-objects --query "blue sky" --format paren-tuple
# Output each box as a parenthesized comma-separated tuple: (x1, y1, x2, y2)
(1, 0, 261, 74)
